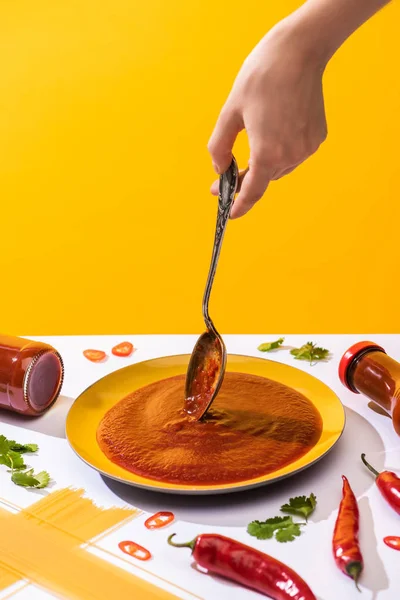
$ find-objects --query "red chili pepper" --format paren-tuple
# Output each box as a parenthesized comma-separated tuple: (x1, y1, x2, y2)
(383, 536, 400, 551)
(83, 349, 107, 362)
(361, 454, 400, 515)
(167, 533, 315, 600)
(145, 511, 175, 530)
(112, 342, 134, 357)
(332, 475, 363, 590)
(118, 540, 151, 561)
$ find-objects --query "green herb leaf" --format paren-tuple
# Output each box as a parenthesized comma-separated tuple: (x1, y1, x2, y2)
(247, 516, 301, 542)
(10, 442, 39, 454)
(0, 434, 49, 489)
(280, 494, 317, 522)
(258, 338, 285, 353)
(0, 435, 11, 455)
(0, 454, 10, 468)
(0, 435, 38, 454)
(0, 450, 26, 470)
(290, 342, 329, 365)
(11, 469, 40, 487)
(275, 523, 302, 542)
(33, 471, 51, 488)
(11, 468, 50, 489)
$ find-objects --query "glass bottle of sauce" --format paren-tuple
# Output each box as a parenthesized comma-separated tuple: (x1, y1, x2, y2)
(0, 334, 64, 416)
(339, 341, 400, 436)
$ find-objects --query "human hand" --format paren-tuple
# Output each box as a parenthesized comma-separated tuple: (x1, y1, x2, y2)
(208, 18, 328, 218)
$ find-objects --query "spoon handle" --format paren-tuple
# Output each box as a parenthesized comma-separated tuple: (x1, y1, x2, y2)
(202, 157, 238, 330)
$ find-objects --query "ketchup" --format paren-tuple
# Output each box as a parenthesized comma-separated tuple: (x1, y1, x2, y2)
(0, 334, 64, 416)
(339, 341, 400, 436)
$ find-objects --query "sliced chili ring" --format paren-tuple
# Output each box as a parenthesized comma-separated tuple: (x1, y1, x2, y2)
(118, 540, 151, 561)
(144, 511, 175, 530)
(83, 349, 107, 362)
(383, 536, 400, 551)
(112, 342, 134, 357)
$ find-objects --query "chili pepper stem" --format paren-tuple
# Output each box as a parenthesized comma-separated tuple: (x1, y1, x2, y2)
(167, 533, 196, 551)
(347, 562, 362, 592)
(361, 453, 380, 478)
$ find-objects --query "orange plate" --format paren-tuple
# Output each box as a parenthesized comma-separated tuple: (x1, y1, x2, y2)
(66, 354, 345, 495)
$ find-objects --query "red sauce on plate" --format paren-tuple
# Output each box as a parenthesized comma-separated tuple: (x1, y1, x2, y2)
(97, 372, 323, 486)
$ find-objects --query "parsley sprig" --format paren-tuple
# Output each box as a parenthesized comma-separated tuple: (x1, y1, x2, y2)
(257, 338, 285, 353)
(290, 342, 329, 365)
(11, 469, 50, 488)
(0, 435, 50, 489)
(280, 493, 317, 522)
(247, 516, 303, 543)
(247, 493, 317, 543)
(257, 338, 330, 365)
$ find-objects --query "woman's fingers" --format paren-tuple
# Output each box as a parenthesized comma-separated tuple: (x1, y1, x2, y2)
(210, 162, 300, 218)
(210, 168, 248, 196)
(230, 164, 271, 219)
(206, 13, 328, 218)
(207, 106, 243, 175)
(270, 162, 301, 180)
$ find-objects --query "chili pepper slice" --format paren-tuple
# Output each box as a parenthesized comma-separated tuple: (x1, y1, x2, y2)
(383, 536, 400, 551)
(332, 475, 363, 590)
(112, 342, 134, 357)
(361, 454, 400, 515)
(83, 349, 106, 362)
(145, 511, 175, 530)
(118, 540, 151, 561)
(168, 533, 316, 600)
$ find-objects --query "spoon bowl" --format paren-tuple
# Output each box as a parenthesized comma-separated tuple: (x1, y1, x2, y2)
(184, 158, 238, 420)
(184, 329, 226, 420)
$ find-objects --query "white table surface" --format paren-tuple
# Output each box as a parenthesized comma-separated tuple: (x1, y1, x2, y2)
(0, 334, 399, 600)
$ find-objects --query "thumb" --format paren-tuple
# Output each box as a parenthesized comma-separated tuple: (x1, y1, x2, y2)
(208, 106, 242, 174)
(230, 165, 271, 219)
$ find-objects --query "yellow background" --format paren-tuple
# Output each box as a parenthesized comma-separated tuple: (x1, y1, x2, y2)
(1, 1, 399, 335)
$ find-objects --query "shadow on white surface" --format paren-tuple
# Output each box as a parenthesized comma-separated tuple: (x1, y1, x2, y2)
(0, 395, 74, 439)
(358, 496, 389, 599)
(368, 402, 391, 419)
(102, 407, 386, 527)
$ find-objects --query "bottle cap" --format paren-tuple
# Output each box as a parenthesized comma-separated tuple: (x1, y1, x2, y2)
(23, 349, 64, 414)
(339, 341, 385, 392)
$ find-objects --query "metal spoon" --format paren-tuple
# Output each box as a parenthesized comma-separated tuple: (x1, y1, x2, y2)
(184, 157, 238, 420)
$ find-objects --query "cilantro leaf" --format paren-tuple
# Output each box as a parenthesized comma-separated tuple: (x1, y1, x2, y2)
(0, 434, 11, 455)
(247, 516, 299, 541)
(275, 523, 302, 543)
(258, 338, 285, 353)
(0, 434, 49, 489)
(10, 442, 38, 453)
(11, 468, 50, 488)
(33, 471, 51, 488)
(290, 342, 329, 365)
(0, 454, 10, 468)
(280, 494, 317, 522)
(0, 450, 26, 470)
(0, 435, 38, 454)
(11, 469, 40, 487)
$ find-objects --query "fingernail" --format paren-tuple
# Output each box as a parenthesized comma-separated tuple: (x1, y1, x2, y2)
(212, 162, 222, 175)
